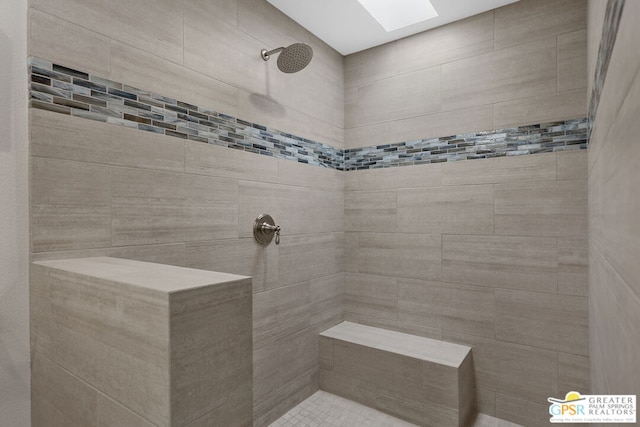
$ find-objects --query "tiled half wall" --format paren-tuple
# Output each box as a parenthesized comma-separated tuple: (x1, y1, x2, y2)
(29, 56, 588, 172)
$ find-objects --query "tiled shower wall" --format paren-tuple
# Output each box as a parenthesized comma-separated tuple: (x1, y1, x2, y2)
(28, 1, 591, 427)
(588, 0, 640, 398)
(345, 0, 588, 148)
(28, 0, 344, 425)
(342, 1, 589, 426)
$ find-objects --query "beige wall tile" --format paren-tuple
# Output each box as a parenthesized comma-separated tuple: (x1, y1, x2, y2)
(345, 190, 397, 232)
(111, 168, 238, 246)
(494, 88, 588, 128)
(29, 9, 110, 76)
(444, 331, 558, 403)
(239, 181, 308, 238)
(310, 274, 344, 332)
(442, 234, 558, 292)
(440, 51, 494, 111)
(33, 268, 170, 426)
(394, 11, 494, 75)
(557, 150, 588, 181)
(397, 185, 494, 235)
(170, 281, 252, 426)
(278, 159, 344, 191)
(558, 239, 588, 296)
(185, 141, 279, 183)
(253, 282, 310, 349)
(97, 394, 155, 427)
(345, 104, 495, 149)
(495, 393, 550, 427)
(351, 233, 441, 281)
(31, 0, 183, 64)
(344, 44, 399, 89)
(185, 238, 278, 293)
(476, 386, 496, 417)
(31, 157, 111, 252)
(308, 189, 344, 233)
(494, 179, 587, 238)
(110, 42, 239, 118)
(184, 1, 268, 96)
(494, 0, 587, 50)
(398, 279, 495, 338)
(376, 393, 459, 427)
(558, 352, 590, 394)
(558, 30, 588, 92)
(441, 152, 557, 186)
(346, 163, 443, 191)
(345, 273, 398, 321)
(31, 110, 185, 172)
(496, 289, 588, 355)
(278, 233, 343, 286)
(348, 66, 441, 128)
(31, 352, 98, 427)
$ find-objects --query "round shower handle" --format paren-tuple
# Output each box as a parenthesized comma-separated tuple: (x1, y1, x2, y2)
(253, 214, 281, 245)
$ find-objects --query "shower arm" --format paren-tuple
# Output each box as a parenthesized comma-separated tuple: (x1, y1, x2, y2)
(261, 47, 284, 61)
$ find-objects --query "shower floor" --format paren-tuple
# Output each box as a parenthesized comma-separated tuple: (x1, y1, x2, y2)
(269, 391, 523, 427)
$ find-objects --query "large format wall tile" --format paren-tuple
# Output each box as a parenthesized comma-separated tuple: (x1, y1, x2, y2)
(494, 179, 587, 238)
(495, 289, 588, 355)
(31, 157, 111, 252)
(494, 0, 587, 50)
(398, 185, 494, 235)
(442, 234, 558, 292)
(398, 279, 495, 338)
(30, 0, 184, 64)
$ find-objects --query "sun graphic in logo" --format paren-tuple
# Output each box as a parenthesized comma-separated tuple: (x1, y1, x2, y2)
(548, 391, 586, 404)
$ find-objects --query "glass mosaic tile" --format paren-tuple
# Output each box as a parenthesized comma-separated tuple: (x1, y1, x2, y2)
(28, 56, 589, 172)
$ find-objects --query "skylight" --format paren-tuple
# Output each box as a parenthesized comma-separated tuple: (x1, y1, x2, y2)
(357, 0, 439, 32)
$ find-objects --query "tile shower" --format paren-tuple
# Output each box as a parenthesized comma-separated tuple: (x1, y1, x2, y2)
(27, 0, 592, 426)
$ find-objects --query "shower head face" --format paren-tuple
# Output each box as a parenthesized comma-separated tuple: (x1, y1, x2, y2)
(276, 43, 313, 73)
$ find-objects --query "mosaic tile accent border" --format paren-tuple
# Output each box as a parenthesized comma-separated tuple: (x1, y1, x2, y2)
(343, 119, 588, 170)
(28, 57, 343, 170)
(28, 56, 588, 172)
(589, 0, 625, 128)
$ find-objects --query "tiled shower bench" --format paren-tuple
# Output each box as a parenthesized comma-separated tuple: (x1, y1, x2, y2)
(319, 322, 474, 427)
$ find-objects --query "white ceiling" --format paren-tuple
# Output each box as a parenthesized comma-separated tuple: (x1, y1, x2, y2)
(266, 0, 520, 55)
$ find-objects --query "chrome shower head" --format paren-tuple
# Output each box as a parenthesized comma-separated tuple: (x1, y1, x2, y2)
(261, 43, 313, 73)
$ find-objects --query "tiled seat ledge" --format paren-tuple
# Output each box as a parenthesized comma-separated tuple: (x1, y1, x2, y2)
(319, 321, 474, 427)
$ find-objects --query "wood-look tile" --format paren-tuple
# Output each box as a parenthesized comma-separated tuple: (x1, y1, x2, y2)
(494, 179, 587, 238)
(496, 289, 588, 355)
(494, 88, 588, 128)
(185, 140, 279, 182)
(111, 168, 238, 246)
(29, 9, 110, 77)
(97, 394, 155, 427)
(170, 281, 252, 426)
(494, 0, 587, 50)
(558, 29, 588, 92)
(442, 234, 558, 292)
(398, 185, 494, 235)
(398, 278, 495, 338)
(31, 109, 185, 172)
(253, 282, 310, 349)
(344, 273, 398, 321)
(31, 352, 98, 427)
(444, 331, 558, 403)
(31, 157, 111, 252)
(33, 268, 170, 426)
(495, 393, 550, 427)
(441, 152, 557, 186)
(351, 232, 441, 280)
(345, 190, 397, 232)
(558, 352, 590, 394)
(31, 0, 184, 64)
(557, 150, 588, 181)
